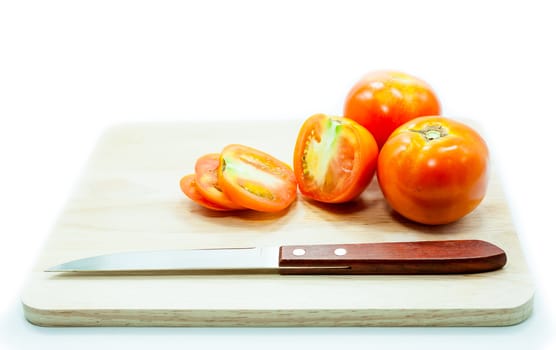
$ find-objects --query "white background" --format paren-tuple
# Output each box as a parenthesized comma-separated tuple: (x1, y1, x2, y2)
(1, 0, 555, 349)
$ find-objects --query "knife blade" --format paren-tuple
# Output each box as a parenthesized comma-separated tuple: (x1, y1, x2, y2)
(45, 239, 506, 275)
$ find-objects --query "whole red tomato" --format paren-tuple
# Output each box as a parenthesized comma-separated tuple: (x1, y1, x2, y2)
(377, 116, 489, 225)
(344, 70, 441, 148)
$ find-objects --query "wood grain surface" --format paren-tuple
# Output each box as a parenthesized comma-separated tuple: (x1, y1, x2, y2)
(21, 120, 534, 327)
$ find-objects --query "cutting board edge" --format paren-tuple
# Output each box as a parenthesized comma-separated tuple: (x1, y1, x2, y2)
(22, 292, 534, 327)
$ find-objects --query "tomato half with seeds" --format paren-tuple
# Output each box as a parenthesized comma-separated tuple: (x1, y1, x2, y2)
(344, 70, 441, 148)
(293, 113, 378, 203)
(217, 144, 297, 213)
(377, 116, 489, 225)
(179, 174, 234, 211)
(194, 153, 244, 210)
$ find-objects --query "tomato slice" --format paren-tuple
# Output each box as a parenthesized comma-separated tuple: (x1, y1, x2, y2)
(194, 153, 244, 210)
(217, 144, 297, 213)
(179, 174, 234, 211)
(293, 114, 378, 203)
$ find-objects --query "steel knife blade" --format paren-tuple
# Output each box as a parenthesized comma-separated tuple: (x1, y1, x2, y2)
(45, 239, 506, 275)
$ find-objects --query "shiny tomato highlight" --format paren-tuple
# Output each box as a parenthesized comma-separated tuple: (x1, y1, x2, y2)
(377, 116, 489, 225)
(293, 113, 378, 203)
(344, 70, 441, 148)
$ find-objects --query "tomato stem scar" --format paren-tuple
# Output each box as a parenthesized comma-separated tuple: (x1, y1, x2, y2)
(411, 124, 447, 142)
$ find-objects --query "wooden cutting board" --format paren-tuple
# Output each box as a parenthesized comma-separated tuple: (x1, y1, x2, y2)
(21, 120, 534, 327)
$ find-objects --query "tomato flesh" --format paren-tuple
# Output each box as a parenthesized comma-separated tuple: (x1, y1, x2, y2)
(179, 174, 234, 211)
(294, 114, 378, 203)
(194, 153, 244, 210)
(218, 144, 297, 212)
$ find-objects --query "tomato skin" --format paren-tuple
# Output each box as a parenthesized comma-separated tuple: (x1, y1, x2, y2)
(377, 116, 489, 225)
(293, 113, 379, 203)
(344, 70, 441, 148)
(218, 144, 297, 213)
(179, 174, 235, 211)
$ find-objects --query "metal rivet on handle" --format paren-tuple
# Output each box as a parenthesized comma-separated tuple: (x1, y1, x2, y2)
(292, 248, 306, 256)
(334, 248, 347, 256)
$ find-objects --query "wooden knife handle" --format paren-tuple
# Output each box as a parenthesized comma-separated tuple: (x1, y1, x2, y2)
(278, 240, 507, 275)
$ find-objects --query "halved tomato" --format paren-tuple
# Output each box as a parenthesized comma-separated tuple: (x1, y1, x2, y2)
(179, 174, 234, 211)
(194, 153, 244, 210)
(217, 144, 297, 213)
(293, 113, 379, 203)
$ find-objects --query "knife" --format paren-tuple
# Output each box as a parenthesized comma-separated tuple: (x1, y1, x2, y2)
(45, 240, 506, 275)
